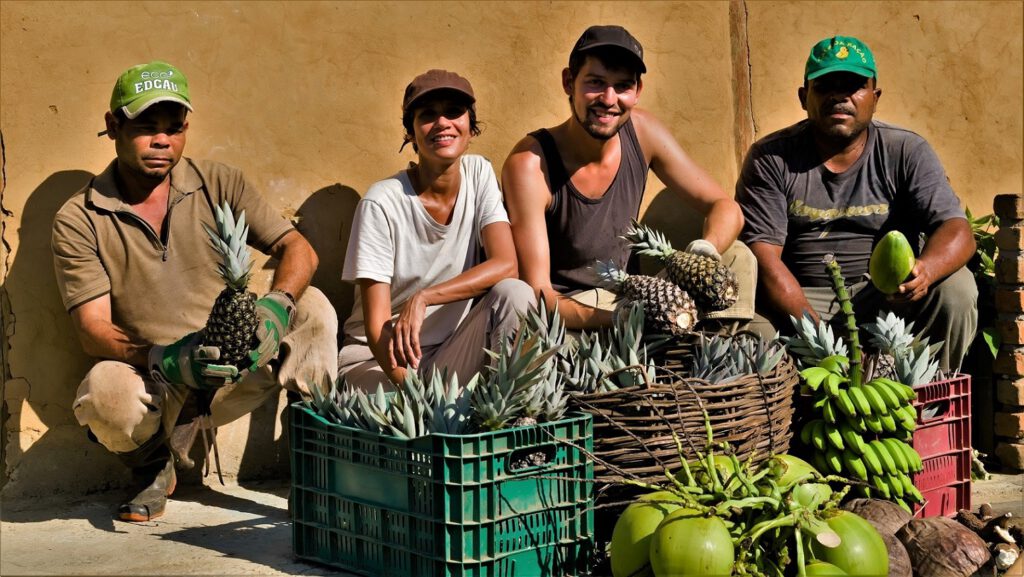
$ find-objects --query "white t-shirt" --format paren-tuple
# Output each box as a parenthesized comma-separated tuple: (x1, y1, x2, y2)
(342, 154, 509, 346)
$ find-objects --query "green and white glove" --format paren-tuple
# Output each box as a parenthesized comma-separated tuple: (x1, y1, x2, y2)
(148, 332, 239, 389)
(249, 290, 296, 371)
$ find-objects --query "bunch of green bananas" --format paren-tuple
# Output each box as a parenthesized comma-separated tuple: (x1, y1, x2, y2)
(799, 355, 925, 513)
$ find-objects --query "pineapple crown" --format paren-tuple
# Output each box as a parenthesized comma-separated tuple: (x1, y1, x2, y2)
(203, 201, 253, 291)
(622, 220, 675, 259)
(592, 259, 628, 291)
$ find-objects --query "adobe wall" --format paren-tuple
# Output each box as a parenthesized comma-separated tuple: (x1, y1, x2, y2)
(1, 1, 1020, 497)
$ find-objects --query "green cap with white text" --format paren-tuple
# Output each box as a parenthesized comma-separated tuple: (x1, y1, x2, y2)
(109, 61, 193, 119)
(805, 36, 876, 80)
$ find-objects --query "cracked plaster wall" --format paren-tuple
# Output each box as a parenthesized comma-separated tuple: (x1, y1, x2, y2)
(0, 1, 1020, 498)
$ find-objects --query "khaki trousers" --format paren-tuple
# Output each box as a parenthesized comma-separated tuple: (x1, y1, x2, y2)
(73, 287, 338, 454)
(338, 278, 536, 391)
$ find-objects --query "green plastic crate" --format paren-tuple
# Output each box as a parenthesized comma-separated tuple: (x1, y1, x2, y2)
(289, 404, 594, 577)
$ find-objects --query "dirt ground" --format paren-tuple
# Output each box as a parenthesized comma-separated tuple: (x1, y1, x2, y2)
(1, 473, 1021, 576)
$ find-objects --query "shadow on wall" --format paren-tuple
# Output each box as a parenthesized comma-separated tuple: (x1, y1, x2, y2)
(0, 170, 125, 502)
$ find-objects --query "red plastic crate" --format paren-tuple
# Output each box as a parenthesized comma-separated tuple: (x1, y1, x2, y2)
(911, 416, 970, 460)
(912, 374, 971, 424)
(911, 449, 971, 517)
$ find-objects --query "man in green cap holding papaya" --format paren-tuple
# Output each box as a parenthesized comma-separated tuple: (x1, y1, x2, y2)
(737, 36, 977, 370)
(52, 61, 338, 521)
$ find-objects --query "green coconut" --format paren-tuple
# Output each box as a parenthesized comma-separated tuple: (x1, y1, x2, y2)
(804, 560, 849, 575)
(770, 454, 819, 486)
(811, 511, 889, 576)
(649, 509, 734, 577)
(609, 491, 685, 577)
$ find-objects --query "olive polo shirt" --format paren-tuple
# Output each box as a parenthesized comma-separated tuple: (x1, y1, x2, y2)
(52, 158, 294, 346)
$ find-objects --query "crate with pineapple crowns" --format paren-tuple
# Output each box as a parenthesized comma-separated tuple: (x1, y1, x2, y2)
(574, 222, 800, 485)
(290, 303, 595, 577)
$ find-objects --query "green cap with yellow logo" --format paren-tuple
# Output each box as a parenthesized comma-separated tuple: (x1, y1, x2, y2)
(805, 36, 876, 80)
(109, 61, 193, 119)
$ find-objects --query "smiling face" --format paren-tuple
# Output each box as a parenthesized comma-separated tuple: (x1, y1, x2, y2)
(408, 95, 474, 163)
(564, 54, 642, 141)
(107, 101, 188, 182)
(799, 72, 881, 142)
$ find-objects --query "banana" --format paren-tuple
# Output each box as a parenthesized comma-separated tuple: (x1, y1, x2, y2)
(905, 482, 924, 504)
(876, 378, 915, 402)
(905, 403, 919, 422)
(847, 386, 873, 416)
(861, 383, 889, 416)
(834, 389, 858, 418)
(881, 438, 910, 473)
(848, 416, 868, 434)
(891, 406, 917, 432)
(823, 374, 843, 398)
(856, 484, 873, 498)
(859, 442, 884, 476)
(895, 497, 913, 514)
(800, 419, 817, 446)
(838, 421, 867, 455)
(824, 423, 845, 451)
(894, 429, 913, 443)
(812, 421, 828, 452)
(825, 446, 844, 474)
(867, 379, 903, 411)
(871, 474, 892, 499)
(886, 473, 905, 498)
(899, 443, 924, 472)
(869, 440, 898, 475)
(822, 398, 838, 424)
(842, 451, 869, 481)
(812, 450, 831, 477)
(879, 412, 898, 433)
(863, 413, 884, 434)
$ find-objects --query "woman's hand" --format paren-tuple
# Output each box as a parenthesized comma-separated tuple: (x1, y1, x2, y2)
(390, 290, 428, 370)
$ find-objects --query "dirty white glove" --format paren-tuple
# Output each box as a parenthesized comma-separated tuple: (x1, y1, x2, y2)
(685, 239, 721, 261)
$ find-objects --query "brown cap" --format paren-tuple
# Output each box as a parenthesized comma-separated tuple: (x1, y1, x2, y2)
(570, 25, 646, 73)
(402, 69, 475, 114)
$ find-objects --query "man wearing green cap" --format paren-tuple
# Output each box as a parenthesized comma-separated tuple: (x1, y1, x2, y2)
(52, 61, 338, 521)
(737, 36, 977, 370)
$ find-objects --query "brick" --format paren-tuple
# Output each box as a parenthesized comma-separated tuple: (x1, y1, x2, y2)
(995, 225, 1024, 251)
(996, 378, 1024, 406)
(994, 193, 1024, 220)
(995, 441, 1024, 470)
(998, 315, 1024, 345)
(995, 251, 1024, 284)
(995, 411, 1024, 438)
(994, 346, 1024, 376)
(996, 287, 1024, 313)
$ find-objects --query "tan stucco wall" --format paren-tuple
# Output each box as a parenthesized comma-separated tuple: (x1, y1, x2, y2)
(1, 1, 1020, 498)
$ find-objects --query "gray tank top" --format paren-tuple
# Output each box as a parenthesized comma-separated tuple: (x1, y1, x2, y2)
(530, 118, 648, 292)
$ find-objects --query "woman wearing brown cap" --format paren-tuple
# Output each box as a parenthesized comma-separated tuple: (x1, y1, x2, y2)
(338, 70, 534, 390)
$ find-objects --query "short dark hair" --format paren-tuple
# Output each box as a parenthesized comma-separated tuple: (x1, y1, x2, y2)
(568, 47, 644, 82)
(401, 92, 482, 153)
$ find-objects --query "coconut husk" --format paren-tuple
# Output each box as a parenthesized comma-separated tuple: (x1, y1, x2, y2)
(842, 498, 912, 537)
(897, 517, 991, 577)
(882, 532, 912, 577)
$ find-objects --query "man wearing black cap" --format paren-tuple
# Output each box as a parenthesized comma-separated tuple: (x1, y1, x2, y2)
(52, 61, 338, 521)
(737, 36, 977, 370)
(503, 25, 750, 330)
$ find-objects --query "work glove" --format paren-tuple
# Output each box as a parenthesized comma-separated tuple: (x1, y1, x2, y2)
(249, 290, 296, 371)
(148, 332, 239, 390)
(685, 239, 721, 261)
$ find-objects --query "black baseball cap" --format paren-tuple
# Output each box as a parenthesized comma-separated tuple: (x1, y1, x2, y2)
(570, 25, 646, 73)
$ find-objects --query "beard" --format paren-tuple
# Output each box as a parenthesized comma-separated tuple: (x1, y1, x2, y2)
(570, 97, 625, 141)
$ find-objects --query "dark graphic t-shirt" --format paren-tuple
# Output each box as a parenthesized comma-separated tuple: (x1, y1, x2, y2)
(736, 120, 965, 286)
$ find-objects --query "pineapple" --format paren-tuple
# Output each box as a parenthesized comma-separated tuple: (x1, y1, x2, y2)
(202, 202, 258, 369)
(782, 312, 849, 368)
(623, 222, 738, 312)
(563, 303, 660, 394)
(472, 325, 560, 431)
(592, 259, 697, 336)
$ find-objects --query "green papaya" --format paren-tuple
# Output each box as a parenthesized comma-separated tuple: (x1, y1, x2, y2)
(869, 231, 915, 294)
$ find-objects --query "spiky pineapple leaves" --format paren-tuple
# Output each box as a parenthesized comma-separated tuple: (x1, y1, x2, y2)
(202, 201, 254, 290)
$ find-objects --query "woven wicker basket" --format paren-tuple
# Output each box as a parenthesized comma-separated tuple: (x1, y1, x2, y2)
(570, 350, 799, 485)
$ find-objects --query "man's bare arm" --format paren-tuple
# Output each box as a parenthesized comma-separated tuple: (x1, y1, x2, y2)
(501, 137, 612, 330)
(633, 109, 743, 253)
(749, 241, 818, 325)
(266, 230, 318, 299)
(70, 295, 150, 367)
